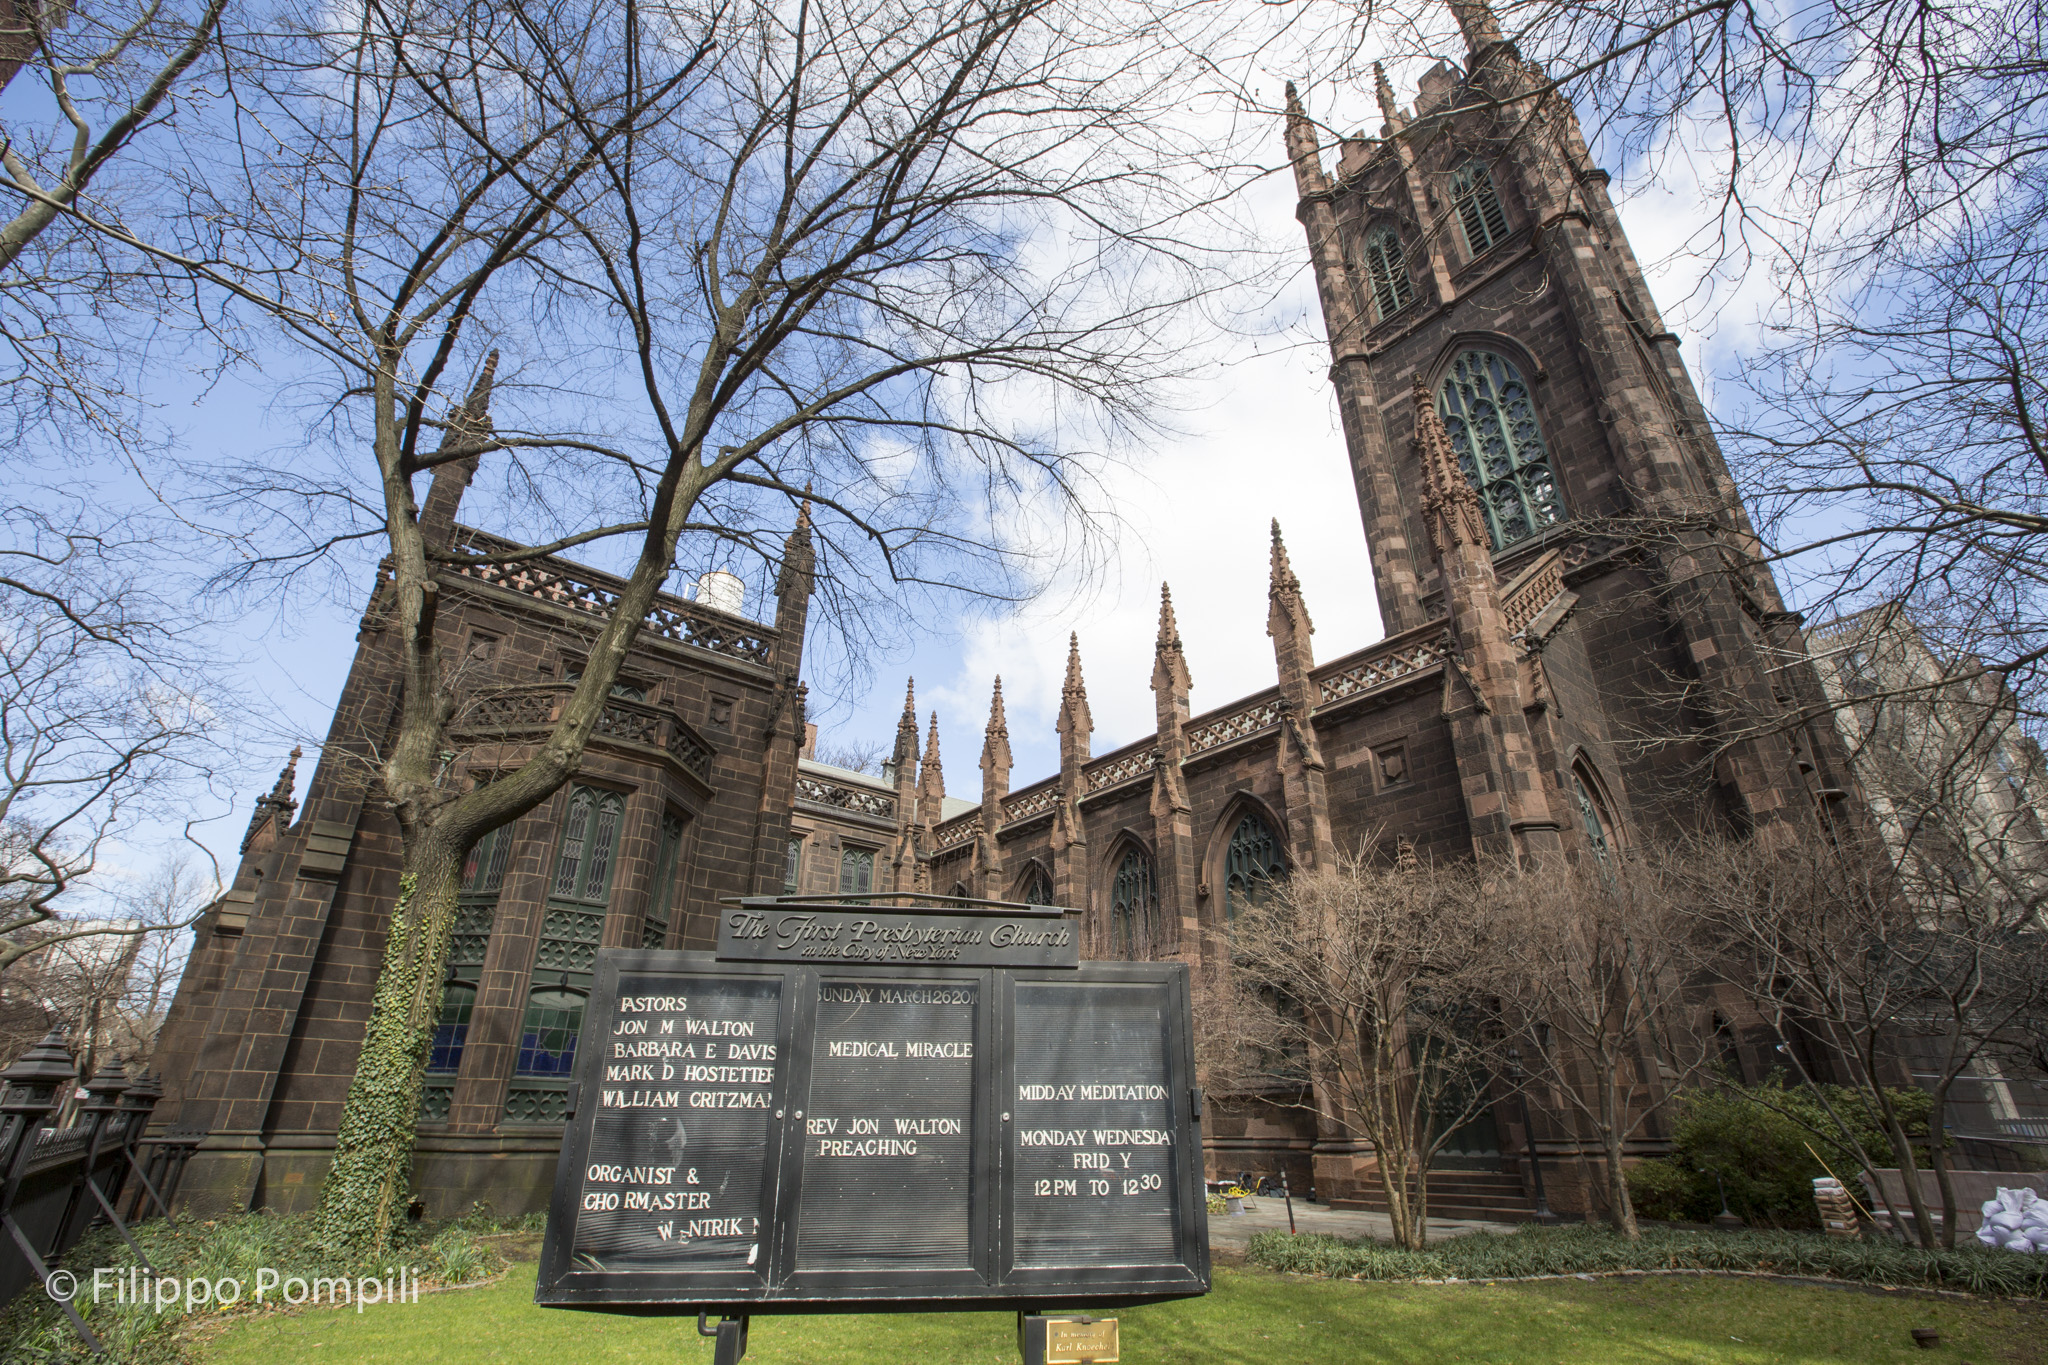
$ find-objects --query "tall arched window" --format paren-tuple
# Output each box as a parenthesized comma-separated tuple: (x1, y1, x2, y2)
(1572, 765, 1615, 862)
(1224, 812, 1286, 921)
(552, 787, 625, 902)
(1450, 159, 1510, 256)
(1438, 350, 1564, 550)
(1109, 847, 1157, 959)
(838, 846, 874, 894)
(643, 811, 685, 949)
(1360, 225, 1413, 320)
(1020, 866, 1054, 906)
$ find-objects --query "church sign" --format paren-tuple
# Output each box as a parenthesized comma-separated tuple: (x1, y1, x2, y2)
(534, 898, 1209, 1328)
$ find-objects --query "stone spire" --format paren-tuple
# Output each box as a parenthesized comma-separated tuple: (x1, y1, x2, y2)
(241, 747, 302, 854)
(889, 679, 923, 888)
(977, 677, 1012, 897)
(772, 493, 815, 672)
(918, 711, 946, 825)
(890, 678, 920, 776)
(419, 350, 499, 545)
(1412, 376, 1492, 555)
(1447, 0, 1504, 54)
(1283, 81, 1329, 197)
(1374, 61, 1407, 137)
(980, 677, 1012, 804)
(1056, 633, 1093, 765)
(1151, 582, 1194, 825)
(1267, 524, 1334, 869)
(1267, 520, 1315, 670)
(1152, 583, 1192, 725)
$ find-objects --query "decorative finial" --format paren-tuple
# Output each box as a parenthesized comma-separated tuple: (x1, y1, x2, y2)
(986, 676, 1009, 734)
(1157, 582, 1182, 648)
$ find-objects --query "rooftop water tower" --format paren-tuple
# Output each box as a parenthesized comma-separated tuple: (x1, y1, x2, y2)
(695, 568, 744, 616)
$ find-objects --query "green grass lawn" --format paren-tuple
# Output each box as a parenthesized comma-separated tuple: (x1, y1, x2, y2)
(194, 1260, 2046, 1365)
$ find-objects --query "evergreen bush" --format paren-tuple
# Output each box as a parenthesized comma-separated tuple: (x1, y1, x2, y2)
(1245, 1223, 2047, 1297)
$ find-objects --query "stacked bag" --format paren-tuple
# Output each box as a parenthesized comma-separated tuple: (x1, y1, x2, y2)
(1812, 1176, 1861, 1238)
(1976, 1187, 2048, 1253)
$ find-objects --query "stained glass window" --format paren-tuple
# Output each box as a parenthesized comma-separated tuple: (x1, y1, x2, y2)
(1361, 225, 1413, 319)
(1109, 848, 1157, 958)
(1451, 159, 1510, 256)
(1021, 867, 1055, 906)
(1224, 813, 1286, 921)
(460, 823, 513, 895)
(551, 786, 625, 903)
(516, 987, 586, 1076)
(643, 811, 685, 949)
(427, 982, 476, 1074)
(1437, 349, 1565, 550)
(839, 846, 874, 895)
(1573, 767, 1613, 862)
(785, 836, 804, 894)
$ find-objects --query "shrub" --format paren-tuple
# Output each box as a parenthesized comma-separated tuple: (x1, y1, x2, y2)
(1625, 1159, 1695, 1223)
(1646, 1077, 1931, 1228)
(1245, 1223, 2048, 1298)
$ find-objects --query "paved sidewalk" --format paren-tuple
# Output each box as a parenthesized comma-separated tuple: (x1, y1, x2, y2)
(1207, 1199, 1518, 1255)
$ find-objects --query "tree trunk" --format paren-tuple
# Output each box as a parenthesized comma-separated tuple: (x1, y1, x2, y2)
(1882, 1108, 1938, 1250)
(1600, 1068, 1639, 1238)
(1376, 1151, 1419, 1250)
(1928, 1084, 1958, 1251)
(315, 842, 463, 1252)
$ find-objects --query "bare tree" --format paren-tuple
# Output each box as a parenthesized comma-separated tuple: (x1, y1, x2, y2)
(0, 0, 229, 451)
(34, 0, 1254, 1251)
(0, 529, 221, 976)
(1218, 847, 1517, 1249)
(812, 737, 888, 776)
(1490, 853, 1717, 1238)
(1685, 830, 2048, 1248)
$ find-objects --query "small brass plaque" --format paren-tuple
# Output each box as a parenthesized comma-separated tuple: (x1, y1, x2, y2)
(1045, 1317, 1119, 1364)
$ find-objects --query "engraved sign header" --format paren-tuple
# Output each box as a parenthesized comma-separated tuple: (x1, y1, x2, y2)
(716, 905, 1079, 968)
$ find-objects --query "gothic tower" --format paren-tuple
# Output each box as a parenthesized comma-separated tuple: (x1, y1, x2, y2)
(1286, 15, 1857, 847)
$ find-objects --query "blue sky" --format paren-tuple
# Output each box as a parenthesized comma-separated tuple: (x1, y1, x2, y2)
(49, 58, 1780, 900)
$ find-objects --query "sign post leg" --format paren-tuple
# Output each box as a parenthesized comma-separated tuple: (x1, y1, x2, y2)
(1018, 1310, 1045, 1365)
(697, 1313, 748, 1364)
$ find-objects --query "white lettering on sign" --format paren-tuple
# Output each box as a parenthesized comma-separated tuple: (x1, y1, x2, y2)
(893, 1117, 962, 1136)
(677, 1064, 774, 1084)
(904, 1041, 972, 1058)
(689, 1090, 772, 1108)
(585, 1164, 677, 1185)
(600, 1089, 682, 1108)
(1017, 1084, 1167, 1102)
(816, 1138, 918, 1157)
(684, 1019, 756, 1036)
(617, 996, 689, 1013)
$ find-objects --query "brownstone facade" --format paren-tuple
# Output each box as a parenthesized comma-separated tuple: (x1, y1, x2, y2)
(153, 466, 821, 1216)
(154, 7, 1855, 1224)
(912, 32, 1860, 1216)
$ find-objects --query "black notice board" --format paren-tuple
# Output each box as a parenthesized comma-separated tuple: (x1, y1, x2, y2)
(535, 950, 1208, 1314)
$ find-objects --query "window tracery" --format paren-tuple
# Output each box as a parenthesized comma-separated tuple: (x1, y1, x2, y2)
(1437, 349, 1564, 549)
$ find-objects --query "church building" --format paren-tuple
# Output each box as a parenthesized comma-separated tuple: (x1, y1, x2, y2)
(150, 2, 1855, 1223)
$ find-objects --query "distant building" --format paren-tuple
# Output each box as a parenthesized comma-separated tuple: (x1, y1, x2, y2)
(1805, 604, 2048, 1165)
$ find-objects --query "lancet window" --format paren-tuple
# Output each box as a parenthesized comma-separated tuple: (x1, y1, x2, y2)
(1451, 159, 1510, 256)
(1361, 224, 1414, 320)
(1109, 848, 1158, 958)
(1223, 813, 1286, 921)
(1437, 349, 1565, 550)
